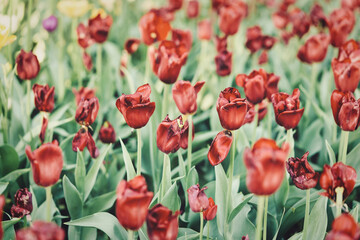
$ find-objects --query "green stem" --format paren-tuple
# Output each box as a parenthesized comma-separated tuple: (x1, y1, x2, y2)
(27, 81, 32, 135)
(286, 129, 294, 158)
(161, 84, 169, 119)
(136, 128, 142, 175)
(127, 230, 134, 240)
(97, 44, 102, 93)
(46, 186, 52, 222)
(144, 47, 151, 84)
(335, 187, 344, 218)
(256, 196, 265, 240)
(23, 215, 27, 227)
(263, 196, 268, 240)
(7, 0, 13, 65)
(58, 18, 65, 101)
(207, 222, 210, 240)
(251, 104, 259, 145)
(339, 130, 349, 164)
(200, 212, 204, 240)
(187, 114, 193, 172)
(26, 0, 33, 51)
(149, 118, 158, 192)
(302, 189, 310, 240)
(305, 63, 318, 117)
(191, 41, 206, 85)
(120, 65, 135, 93)
(159, 154, 168, 203)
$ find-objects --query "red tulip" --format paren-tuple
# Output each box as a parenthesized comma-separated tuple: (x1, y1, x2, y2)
(297, 33, 330, 64)
(72, 127, 99, 158)
(286, 152, 319, 190)
(326, 213, 360, 240)
(218, 1, 247, 36)
(207, 130, 233, 166)
(146, 204, 180, 240)
(310, 4, 328, 27)
(75, 97, 99, 126)
(82, 51, 93, 71)
(331, 90, 360, 131)
(116, 176, 153, 230)
(187, 0, 199, 18)
(271, 88, 304, 130)
(236, 69, 280, 105)
(124, 38, 141, 54)
(88, 13, 113, 43)
(243, 100, 268, 125)
(168, 0, 183, 11)
(25, 140, 63, 187)
(73, 87, 96, 105)
(11, 188, 33, 218)
(320, 162, 356, 202)
(76, 23, 94, 49)
(272, 11, 289, 29)
(216, 87, 248, 130)
(0, 195, 4, 240)
(245, 26, 263, 53)
(172, 29, 192, 53)
(329, 8, 355, 47)
(39, 116, 48, 144)
(244, 138, 289, 195)
(289, 8, 310, 38)
(172, 80, 205, 115)
(215, 35, 227, 52)
(203, 197, 217, 221)
(99, 121, 116, 144)
(331, 39, 360, 93)
(16, 50, 40, 80)
(187, 184, 209, 212)
(15, 221, 65, 240)
(198, 20, 212, 41)
(258, 51, 268, 65)
(341, 0, 360, 10)
(139, 9, 172, 45)
(115, 84, 156, 129)
(211, 0, 225, 12)
(32, 84, 55, 112)
(242, 235, 250, 240)
(215, 50, 232, 77)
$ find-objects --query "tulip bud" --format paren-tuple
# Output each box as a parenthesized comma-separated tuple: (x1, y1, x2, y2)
(187, 0, 199, 19)
(16, 50, 40, 80)
(99, 121, 116, 144)
(172, 80, 205, 115)
(11, 188, 33, 218)
(207, 130, 233, 166)
(25, 140, 63, 187)
(116, 176, 153, 230)
(215, 50, 232, 77)
(146, 204, 180, 240)
(32, 84, 55, 112)
(16, 221, 65, 240)
(326, 213, 360, 240)
(203, 197, 217, 221)
(187, 184, 209, 212)
(75, 97, 99, 126)
(42, 15, 58, 32)
(139, 10, 171, 46)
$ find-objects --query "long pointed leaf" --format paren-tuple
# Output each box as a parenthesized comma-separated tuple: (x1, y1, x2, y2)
(119, 137, 136, 180)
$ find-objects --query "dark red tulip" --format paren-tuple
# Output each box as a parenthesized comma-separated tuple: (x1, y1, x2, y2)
(215, 50, 232, 77)
(207, 130, 233, 166)
(72, 127, 99, 158)
(216, 87, 248, 130)
(331, 40, 360, 93)
(245, 26, 263, 53)
(116, 175, 153, 230)
(286, 152, 319, 190)
(124, 38, 141, 54)
(331, 90, 360, 131)
(172, 80, 205, 114)
(242, 235, 250, 240)
(187, 184, 209, 212)
(73, 87, 96, 105)
(236, 69, 280, 105)
(326, 213, 360, 240)
(198, 19, 212, 41)
(172, 29, 192, 50)
(244, 138, 289, 195)
(25, 140, 63, 187)
(32, 84, 55, 112)
(297, 34, 330, 64)
(211, 0, 225, 12)
(258, 51, 268, 65)
(156, 115, 194, 154)
(139, 9, 172, 45)
(329, 8, 355, 47)
(39, 116, 48, 143)
(0, 195, 5, 240)
(116, 84, 156, 129)
(218, 1, 247, 36)
(203, 197, 217, 221)
(271, 88, 304, 130)
(320, 162, 356, 202)
(187, 0, 199, 18)
(75, 97, 99, 126)
(82, 51, 93, 71)
(76, 23, 94, 49)
(168, 0, 183, 11)
(215, 35, 227, 52)
(310, 4, 329, 27)
(341, 0, 360, 10)
(272, 11, 289, 29)
(289, 8, 310, 38)
(16, 50, 40, 80)
(88, 13, 113, 43)
(243, 100, 268, 125)
(15, 221, 65, 240)
(99, 121, 116, 144)
(11, 188, 33, 218)
(146, 204, 180, 240)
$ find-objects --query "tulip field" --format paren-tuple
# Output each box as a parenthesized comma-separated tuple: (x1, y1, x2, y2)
(1, 0, 360, 239)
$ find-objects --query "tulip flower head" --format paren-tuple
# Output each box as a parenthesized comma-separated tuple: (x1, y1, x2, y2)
(77, 23, 95, 49)
(326, 213, 360, 240)
(116, 84, 156, 129)
(215, 35, 227, 52)
(289, 8, 310, 38)
(286, 152, 319, 190)
(16, 221, 65, 240)
(25, 140, 63, 187)
(139, 9, 172, 45)
(187, 184, 209, 212)
(207, 130, 233, 166)
(146, 204, 180, 240)
(172, 29, 193, 54)
(329, 8, 355, 47)
(168, 0, 183, 11)
(16, 50, 40, 80)
(271, 88, 304, 130)
(203, 197, 217, 221)
(124, 38, 141, 54)
(331, 90, 360, 131)
(32, 84, 55, 112)
(215, 50, 232, 77)
(243, 100, 268, 125)
(75, 97, 99, 126)
(244, 138, 289, 195)
(320, 162, 356, 202)
(272, 11, 289, 30)
(310, 4, 328, 27)
(116, 176, 153, 230)
(187, 0, 199, 18)
(0, 195, 4, 240)
(88, 12, 113, 44)
(218, 1, 247, 36)
(198, 20, 212, 41)
(99, 121, 116, 144)
(172, 80, 205, 115)
(245, 26, 276, 54)
(11, 188, 33, 218)
(42, 15, 58, 32)
(72, 127, 99, 158)
(0, 24, 16, 50)
(73, 87, 96, 105)
(57, 0, 90, 18)
(297, 33, 330, 64)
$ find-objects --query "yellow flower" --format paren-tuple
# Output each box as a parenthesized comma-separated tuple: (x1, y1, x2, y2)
(91, 8, 107, 19)
(0, 24, 16, 50)
(57, 0, 91, 18)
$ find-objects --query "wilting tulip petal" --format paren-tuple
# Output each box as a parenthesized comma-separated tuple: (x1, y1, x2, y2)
(187, 184, 209, 212)
(82, 51, 93, 71)
(72, 128, 99, 158)
(207, 130, 233, 166)
(76, 23, 94, 49)
(33, 84, 55, 112)
(75, 97, 99, 126)
(203, 197, 217, 221)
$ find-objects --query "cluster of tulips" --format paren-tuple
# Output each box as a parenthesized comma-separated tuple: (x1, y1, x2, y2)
(1, 0, 360, 239)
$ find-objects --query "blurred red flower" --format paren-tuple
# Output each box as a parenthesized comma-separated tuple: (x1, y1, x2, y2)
(244, 138, 289, 195)
(187, 184, 209, 212)
(187, 0, 199, 18)
(198, 19, 212, 41)
(215, 50, 232, 76)
(326, 213, 360, 240)
(258, 51, 268, 65)
(88, 13, 113, 43)
(82, 51, 93, 71)
(16, 221, 65, 240)
(73, 87, 96, 105)
(25, 140, 63, 187)
(329, 8, 355, 47)
(272, 11, 289, 29)
(243, 100, 268, 125)
(341, 0, 360, 10)
(172, 80, 205, 115)
(75, 97, 99, 126)
(99, 121, 116, 144)
(72, 127, 99, 158)
(172, 29, 193, 53)
(11, 188, 33, 218)
(331, 90, 360, 131)
(39, 116, 48, 143)
(116, 176, 153, 230)
(77, 23, 94, 49)
(297, 33, 330, 64)
(139, 9, 172, 45)
(289, 8, 310, 38)
(203, 197, 217, 221)
(33, 84, 55, 112)
(16, 50, 40, 80)
(215, 35, 227, 52)
(245, 26, 276, 54)
(310, 4, 328, 27)
(218, 1, 247, 36)
(124, 38, 141, 54)
(207, 130, 233, 166)
(168, 0, 183, 11)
